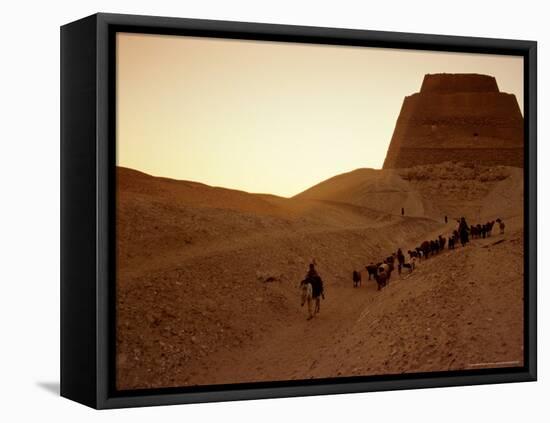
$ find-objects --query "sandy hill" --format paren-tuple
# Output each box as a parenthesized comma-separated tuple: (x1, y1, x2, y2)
(294, 168, 425, 216)
(293, 162, 523, 222)
(117, 166, 287, 215)
(116, 163, 524, 390)
(400, 162, 523, 223)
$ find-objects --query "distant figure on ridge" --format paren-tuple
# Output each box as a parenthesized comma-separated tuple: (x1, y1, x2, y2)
(401, 207, 405, 216)
(445, 215, 448, 224)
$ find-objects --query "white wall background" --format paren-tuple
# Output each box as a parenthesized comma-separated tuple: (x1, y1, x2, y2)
(0, 0, 546, 421)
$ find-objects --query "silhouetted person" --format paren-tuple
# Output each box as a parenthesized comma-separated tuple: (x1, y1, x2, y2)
(396, 248, 405, 274)
(445, 215, 448, 223)
(306, 262, 318, 279)
(401, 207, 405, 216)
(458, 217, 470, 246)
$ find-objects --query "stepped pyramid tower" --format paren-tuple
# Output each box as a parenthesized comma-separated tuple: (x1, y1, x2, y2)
(383, 73, 524, 169)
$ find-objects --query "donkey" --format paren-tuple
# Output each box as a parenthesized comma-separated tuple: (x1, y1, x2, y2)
(352, 270, 362, 288)
(366, 263, 379, 280)
(300, 280, 313, 319)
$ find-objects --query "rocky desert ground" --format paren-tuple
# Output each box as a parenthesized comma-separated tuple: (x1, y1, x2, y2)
(115, 161, 524, 390)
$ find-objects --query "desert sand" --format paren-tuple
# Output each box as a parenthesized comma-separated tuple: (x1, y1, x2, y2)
(116, 161, 524, 390)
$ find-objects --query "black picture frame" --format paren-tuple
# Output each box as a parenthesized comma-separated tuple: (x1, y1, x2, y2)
(60, 12, 537, 409)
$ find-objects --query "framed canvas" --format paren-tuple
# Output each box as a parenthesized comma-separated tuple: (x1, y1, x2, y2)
(60, 13, 537, 409)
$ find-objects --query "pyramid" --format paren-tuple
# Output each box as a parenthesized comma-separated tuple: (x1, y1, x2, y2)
(382, 73, 524, 169)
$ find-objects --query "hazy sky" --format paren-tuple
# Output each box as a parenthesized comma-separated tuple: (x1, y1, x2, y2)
(117, 33, 523, 197)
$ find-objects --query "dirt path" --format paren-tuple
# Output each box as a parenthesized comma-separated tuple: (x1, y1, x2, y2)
(191, 277, 381, 385)
(188, 226, 524, 385)
(116, 214, 444, 390)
